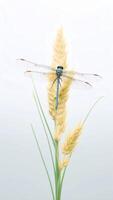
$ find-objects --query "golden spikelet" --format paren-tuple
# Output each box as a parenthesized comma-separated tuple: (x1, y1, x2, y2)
(48, 83, 56, 119)
(59, 158, 69, 171)
(48, 27, 73, 141)
(54, 111, 66, 141)
(48, 27, 68, 119)
(54, 78, 73, 141)
(62, 124, 83, 155)
(51, 27, 67, 69)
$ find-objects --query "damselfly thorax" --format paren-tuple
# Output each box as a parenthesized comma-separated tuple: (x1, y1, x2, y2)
(56, 66, 63, 78)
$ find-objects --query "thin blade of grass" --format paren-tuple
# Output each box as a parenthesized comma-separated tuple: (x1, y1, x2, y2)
(82, 96, 104, 127)
(31, 77, 55, 147)
(31, 124, 55, 200)
(33, 92, 56, 174)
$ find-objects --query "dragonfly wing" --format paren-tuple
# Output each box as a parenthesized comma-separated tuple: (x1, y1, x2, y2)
(74, 71, 102, 81)
(63, 70, 102, 82)
(17, 58, 56, 72)
(25, 70, 56, 78)
(62, 74, 92, 89)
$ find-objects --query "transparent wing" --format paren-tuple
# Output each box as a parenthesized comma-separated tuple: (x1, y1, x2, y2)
(17, 58, 56, 72)
(25, 70, 92, 89)
(25, 71, 92, 89)
(62, 74, 92, 89)
(24, 70, 57, 85)
(63, 70, 102, 82)
(25, 70, 56, 78)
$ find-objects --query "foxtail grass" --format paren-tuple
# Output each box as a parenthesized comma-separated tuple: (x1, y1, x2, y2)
(28, 28, 103, 200)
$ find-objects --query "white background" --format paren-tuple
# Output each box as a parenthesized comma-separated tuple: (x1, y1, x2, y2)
(0, 0, 113, 199)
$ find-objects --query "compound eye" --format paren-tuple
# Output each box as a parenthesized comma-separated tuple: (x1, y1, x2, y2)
(57, 66, 63, 69)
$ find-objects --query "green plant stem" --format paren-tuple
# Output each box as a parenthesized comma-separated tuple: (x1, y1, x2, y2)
(33, 92, 56, 175)
(31, 124, 55, 200)
(54, 140, 61, 200)
(55, 141, 58, 200)
(59, 154, 72, 199)
(60, 167, 66, 195)
(57, 174, 61, 200)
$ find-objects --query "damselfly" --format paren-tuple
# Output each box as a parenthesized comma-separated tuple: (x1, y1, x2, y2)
(17, 58, 101, 110)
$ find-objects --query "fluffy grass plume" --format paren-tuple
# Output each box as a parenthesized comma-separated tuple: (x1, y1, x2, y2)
(48, 27, 73, 141)
(59, 158, 69, 171)
(62, 124, 83, 155)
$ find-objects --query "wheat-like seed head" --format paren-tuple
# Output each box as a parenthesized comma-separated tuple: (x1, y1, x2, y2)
(54, 110, 66, 140)
(54, 77, 73, 141)
(48, 27, 68, 119)
(62, 124, 83, 155)
(51, 27, 67, 69)
(48, 27, 73, 141)
(59, 158, 69, 171)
